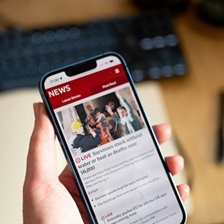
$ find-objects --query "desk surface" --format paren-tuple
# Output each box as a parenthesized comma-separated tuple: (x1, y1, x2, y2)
(1, 1, 224, 223)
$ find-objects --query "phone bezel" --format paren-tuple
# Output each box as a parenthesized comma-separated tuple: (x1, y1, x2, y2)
(39, 52, 187, 224)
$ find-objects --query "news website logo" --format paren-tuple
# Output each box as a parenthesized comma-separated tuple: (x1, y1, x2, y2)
(48, 84, 71, 97)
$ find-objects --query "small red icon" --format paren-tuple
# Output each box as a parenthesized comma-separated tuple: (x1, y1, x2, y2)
(101, 212, 113, 224)
(75, 157, 81, 163)
(101, 216, 106, 224)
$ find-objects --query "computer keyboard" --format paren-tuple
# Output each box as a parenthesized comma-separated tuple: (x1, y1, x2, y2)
(0, 8, 187, 91)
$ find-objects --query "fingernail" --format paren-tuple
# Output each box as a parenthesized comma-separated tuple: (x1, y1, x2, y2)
(33, 103, 40, 119)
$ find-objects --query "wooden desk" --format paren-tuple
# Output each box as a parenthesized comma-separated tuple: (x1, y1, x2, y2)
(1, 1, 224, 223)
(161, 9, 224, 224)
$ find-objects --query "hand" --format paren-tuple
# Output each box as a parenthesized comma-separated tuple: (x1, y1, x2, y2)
(89, 127, 97, 138)
(23, 102, 190, 224)
(105, 104, 113, 115)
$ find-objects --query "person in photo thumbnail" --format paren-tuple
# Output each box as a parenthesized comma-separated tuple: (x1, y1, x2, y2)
(106, 91, 143, 135)
(103, 109, 126, 139)
(68, 119, 101, 154)
(85, 114, 111, 145)
(94, 107, 113, 142)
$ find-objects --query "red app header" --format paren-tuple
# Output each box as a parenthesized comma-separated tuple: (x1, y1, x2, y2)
(46, 64, 128, 109)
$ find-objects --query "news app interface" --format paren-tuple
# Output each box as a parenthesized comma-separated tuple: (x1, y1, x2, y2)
(44, 55, 185, 224)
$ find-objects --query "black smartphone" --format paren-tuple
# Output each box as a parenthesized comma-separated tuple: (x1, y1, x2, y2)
(39, 52, 187, 224)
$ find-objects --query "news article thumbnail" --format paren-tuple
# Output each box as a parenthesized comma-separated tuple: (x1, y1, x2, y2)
(57, 87, 145, 157)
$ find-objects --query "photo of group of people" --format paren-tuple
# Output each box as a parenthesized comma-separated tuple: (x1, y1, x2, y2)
(57, 87, 145, 157)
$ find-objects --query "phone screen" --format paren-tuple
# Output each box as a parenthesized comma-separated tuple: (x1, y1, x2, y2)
(39, 53, 186, 224)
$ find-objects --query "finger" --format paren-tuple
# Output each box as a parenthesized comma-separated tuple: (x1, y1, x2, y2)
(166, 155, 184, 175)
(59, 166, 91, 223)
(152, 124, 172, 144)
(25, 102, 57, 181)
(177, 184, 190, 202)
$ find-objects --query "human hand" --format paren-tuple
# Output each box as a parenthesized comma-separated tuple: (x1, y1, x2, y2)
(105, 104, 113, 115)
(89, 126, 97, 138)
(23, 102, 190, 224)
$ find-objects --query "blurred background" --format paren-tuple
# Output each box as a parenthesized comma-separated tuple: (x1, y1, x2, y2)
(0, 0, 224, 223)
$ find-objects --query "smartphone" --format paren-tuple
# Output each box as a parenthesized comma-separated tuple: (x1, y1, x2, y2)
(39, 52, 187, 224)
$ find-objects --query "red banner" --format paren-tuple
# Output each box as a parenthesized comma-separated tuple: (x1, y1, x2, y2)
(46, 64, 128, 109)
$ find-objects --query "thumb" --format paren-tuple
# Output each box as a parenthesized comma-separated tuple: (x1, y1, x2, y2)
(25, 102, 57, 182)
